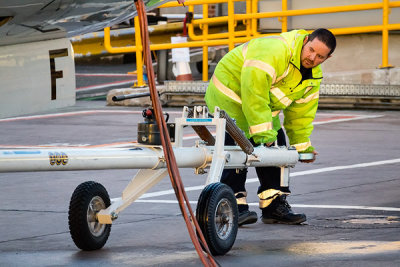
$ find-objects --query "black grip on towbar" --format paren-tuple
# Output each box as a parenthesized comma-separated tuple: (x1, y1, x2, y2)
(112, 92, 152, 101)
(219, 110, 254, 155)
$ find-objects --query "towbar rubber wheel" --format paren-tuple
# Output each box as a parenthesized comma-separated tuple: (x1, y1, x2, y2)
(68, 181, 111, 250)
(196, 182, 238, 255)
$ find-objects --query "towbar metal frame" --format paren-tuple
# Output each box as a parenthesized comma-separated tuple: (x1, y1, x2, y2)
(0, 106, 299, 224)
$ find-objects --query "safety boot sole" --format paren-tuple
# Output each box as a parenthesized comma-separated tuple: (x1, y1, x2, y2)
(238, 211, 258, 226)
(261, 215, 306, 225)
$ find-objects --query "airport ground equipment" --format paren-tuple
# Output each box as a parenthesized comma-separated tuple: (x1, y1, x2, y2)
(0, 105, 305, 255)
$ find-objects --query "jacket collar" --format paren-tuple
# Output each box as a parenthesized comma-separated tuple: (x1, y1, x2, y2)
(289, 31, 307, 70)
(312, 65, 323, 79)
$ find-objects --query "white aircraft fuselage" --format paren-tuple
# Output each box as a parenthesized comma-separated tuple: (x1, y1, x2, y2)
(0, 0, 168, 118)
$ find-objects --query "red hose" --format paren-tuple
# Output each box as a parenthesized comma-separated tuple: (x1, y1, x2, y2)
(134, 1, 218, 266)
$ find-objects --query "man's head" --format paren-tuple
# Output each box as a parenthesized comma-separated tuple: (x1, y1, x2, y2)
(301, 28, 336, 69)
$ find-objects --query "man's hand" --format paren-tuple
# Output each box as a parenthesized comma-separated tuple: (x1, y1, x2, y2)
(299, 150, 318, 163)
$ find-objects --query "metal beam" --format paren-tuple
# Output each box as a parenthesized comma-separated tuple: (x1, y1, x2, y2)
(0, 145, 298, 173)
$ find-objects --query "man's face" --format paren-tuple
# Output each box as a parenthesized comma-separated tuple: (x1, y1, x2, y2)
(301, 36, 331, 69)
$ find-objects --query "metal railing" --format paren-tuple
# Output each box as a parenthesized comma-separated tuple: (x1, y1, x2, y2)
(104, 0, 400, 86)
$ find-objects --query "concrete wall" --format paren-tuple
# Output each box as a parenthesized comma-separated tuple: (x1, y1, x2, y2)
(0, 38, 75, 119)
(258, 1, 400, 81)
(314, 33, 400, 87)
(321, 33, 400, 84)
(259, 0, 400, 30)
(322, 33, 400, 72)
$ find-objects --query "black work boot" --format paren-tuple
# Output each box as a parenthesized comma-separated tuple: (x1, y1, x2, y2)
(238, 205, 258, 226)
(261, 195, 306, 225)
(235, 192, 258, 226)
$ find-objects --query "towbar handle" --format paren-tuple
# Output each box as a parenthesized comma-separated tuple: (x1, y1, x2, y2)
(112, 92, 152, 101)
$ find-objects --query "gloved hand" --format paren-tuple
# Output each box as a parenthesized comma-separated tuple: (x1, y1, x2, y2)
(299, 150, 318, 163)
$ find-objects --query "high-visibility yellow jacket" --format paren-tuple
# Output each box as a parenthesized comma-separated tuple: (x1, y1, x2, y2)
(205, 29, 322, 152)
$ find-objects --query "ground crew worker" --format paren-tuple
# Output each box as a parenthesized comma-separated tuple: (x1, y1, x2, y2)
(205, 28, 336, 225)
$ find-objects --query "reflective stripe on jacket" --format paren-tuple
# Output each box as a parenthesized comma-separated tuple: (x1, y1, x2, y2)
(205, 29, 322, 152)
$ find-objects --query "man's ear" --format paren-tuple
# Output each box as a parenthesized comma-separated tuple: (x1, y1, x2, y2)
(303, 35, 309, 45)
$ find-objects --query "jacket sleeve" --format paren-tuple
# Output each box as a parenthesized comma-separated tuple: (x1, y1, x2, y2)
(240, 39, 288, 144)
(283, 85, 319, 152)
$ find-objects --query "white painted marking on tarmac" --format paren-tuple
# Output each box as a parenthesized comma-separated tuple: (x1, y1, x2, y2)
(76, 80, 135, 91)
(137, 158, 400, 212)
(76, 73, 136, 77)
(314, 114, 383, 125)
(135, 199, 400, 212)
(141, 114, 383, 141)
(140, 185, 204, 199)
(316, 112, 380, 116)
(139, 158, 400, 200)
(287, 204, 400, 212)
(0, 110, 182, 122)
(0, 133, 207, 148)
(0, 110, 380, 125)
(282, 158, 400, 178)
(137, 199, 198, 204)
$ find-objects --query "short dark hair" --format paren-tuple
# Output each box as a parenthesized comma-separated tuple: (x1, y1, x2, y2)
(308, 28, 336, 56)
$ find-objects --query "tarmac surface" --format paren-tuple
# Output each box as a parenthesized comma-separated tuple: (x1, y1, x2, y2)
(0, 65, 400, 266)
